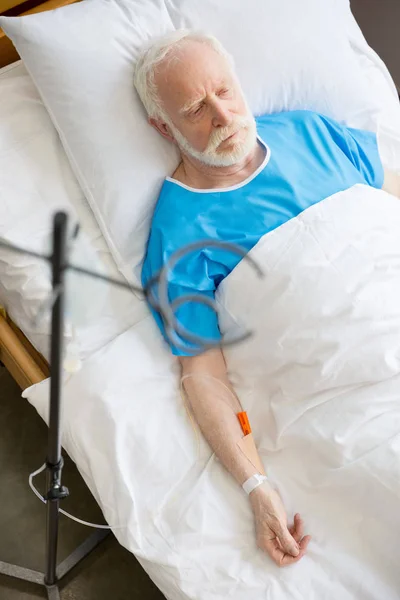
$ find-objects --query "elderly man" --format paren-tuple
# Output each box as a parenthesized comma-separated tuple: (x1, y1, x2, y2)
(134, 30, 400, 567)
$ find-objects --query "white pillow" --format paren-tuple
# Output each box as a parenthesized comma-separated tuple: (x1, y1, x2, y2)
(0, 0, 395, 284)
(0, 61, 87, 356)
(0, 61, 146, 362)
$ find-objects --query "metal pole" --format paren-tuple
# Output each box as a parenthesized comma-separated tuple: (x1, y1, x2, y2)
(44, 212, 69, 588)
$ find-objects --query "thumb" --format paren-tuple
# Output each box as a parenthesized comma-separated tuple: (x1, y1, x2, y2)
(277, 526, 300, 557)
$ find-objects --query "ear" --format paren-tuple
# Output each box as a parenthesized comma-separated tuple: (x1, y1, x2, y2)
(149, 117, 176, 144)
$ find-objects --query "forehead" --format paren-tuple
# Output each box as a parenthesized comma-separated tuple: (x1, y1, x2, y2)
(154, 40, 233, 112)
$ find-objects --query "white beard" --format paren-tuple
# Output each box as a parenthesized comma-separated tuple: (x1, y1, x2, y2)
(166, 112, 258, 168)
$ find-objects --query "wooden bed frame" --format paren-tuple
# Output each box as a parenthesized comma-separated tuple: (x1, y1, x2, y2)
(0, 0, 79, 387)
(0, 308, 49, 387)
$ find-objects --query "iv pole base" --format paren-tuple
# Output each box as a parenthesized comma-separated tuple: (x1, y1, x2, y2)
(0, 528, 109, 599)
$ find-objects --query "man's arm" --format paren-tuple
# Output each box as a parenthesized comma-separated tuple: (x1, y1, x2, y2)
(383, 169, 400, 199)
(180, 347, 311, 566)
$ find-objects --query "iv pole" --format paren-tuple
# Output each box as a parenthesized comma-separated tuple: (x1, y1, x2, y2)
(0, 211, 261, 599)
(0, 212, 109, 600)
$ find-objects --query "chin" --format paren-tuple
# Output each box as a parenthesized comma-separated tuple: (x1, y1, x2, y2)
(180, 119, 258, 168)
(211, 131, 257, 167)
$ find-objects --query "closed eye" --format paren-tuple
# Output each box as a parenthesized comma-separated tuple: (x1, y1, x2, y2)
(190, 103, 204, 117)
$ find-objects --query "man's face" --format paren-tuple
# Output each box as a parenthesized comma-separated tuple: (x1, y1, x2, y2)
(151, 40, 257, 167)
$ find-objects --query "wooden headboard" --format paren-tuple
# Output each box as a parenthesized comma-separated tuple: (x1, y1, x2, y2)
(0, 0, 29, 12)
(0, 0, 79, 68)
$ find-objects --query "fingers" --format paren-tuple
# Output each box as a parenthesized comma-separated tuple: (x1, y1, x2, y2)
(255, 506, 311, 567)
(263, 536, 300, 566)
(264, 534, 311, 567)
(299, 534, 312, 552)
(280, 535, 311, 566)
(289, 513, 304, 542)
(276, 525, 300, 557)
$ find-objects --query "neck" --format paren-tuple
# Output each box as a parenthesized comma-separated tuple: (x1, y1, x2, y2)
(176, 141, 263, 190)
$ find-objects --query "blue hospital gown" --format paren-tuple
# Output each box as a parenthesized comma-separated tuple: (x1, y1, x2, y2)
(141, 110, 384, 356)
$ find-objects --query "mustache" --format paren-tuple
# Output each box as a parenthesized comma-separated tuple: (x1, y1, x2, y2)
(206, 116, 254, 152)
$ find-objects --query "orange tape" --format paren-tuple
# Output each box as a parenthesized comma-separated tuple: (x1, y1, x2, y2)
(237, 411, 252, 436)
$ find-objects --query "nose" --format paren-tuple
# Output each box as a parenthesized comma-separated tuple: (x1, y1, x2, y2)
(211, 100, 233, 128)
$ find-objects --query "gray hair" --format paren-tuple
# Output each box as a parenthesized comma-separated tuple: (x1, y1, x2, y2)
(133, 29, 234, 119)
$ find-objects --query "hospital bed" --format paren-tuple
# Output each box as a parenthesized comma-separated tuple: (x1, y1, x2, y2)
(1, 1, 400, 598)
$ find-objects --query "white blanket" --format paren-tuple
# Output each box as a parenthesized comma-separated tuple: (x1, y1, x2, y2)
(25, 184, 400, 600)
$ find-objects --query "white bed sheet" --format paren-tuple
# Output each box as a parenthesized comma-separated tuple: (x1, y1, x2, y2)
(0, 61, 148, 361)
(25, 189, 400, 600)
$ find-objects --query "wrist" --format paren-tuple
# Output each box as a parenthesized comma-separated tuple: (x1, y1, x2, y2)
(242, 473, 269, 496)
(248, 480, 274, 504)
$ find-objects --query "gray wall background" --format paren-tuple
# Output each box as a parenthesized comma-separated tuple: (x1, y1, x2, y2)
(351, 0, 400, 88)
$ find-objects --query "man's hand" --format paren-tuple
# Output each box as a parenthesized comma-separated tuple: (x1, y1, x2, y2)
(249, 482, 311, 566)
